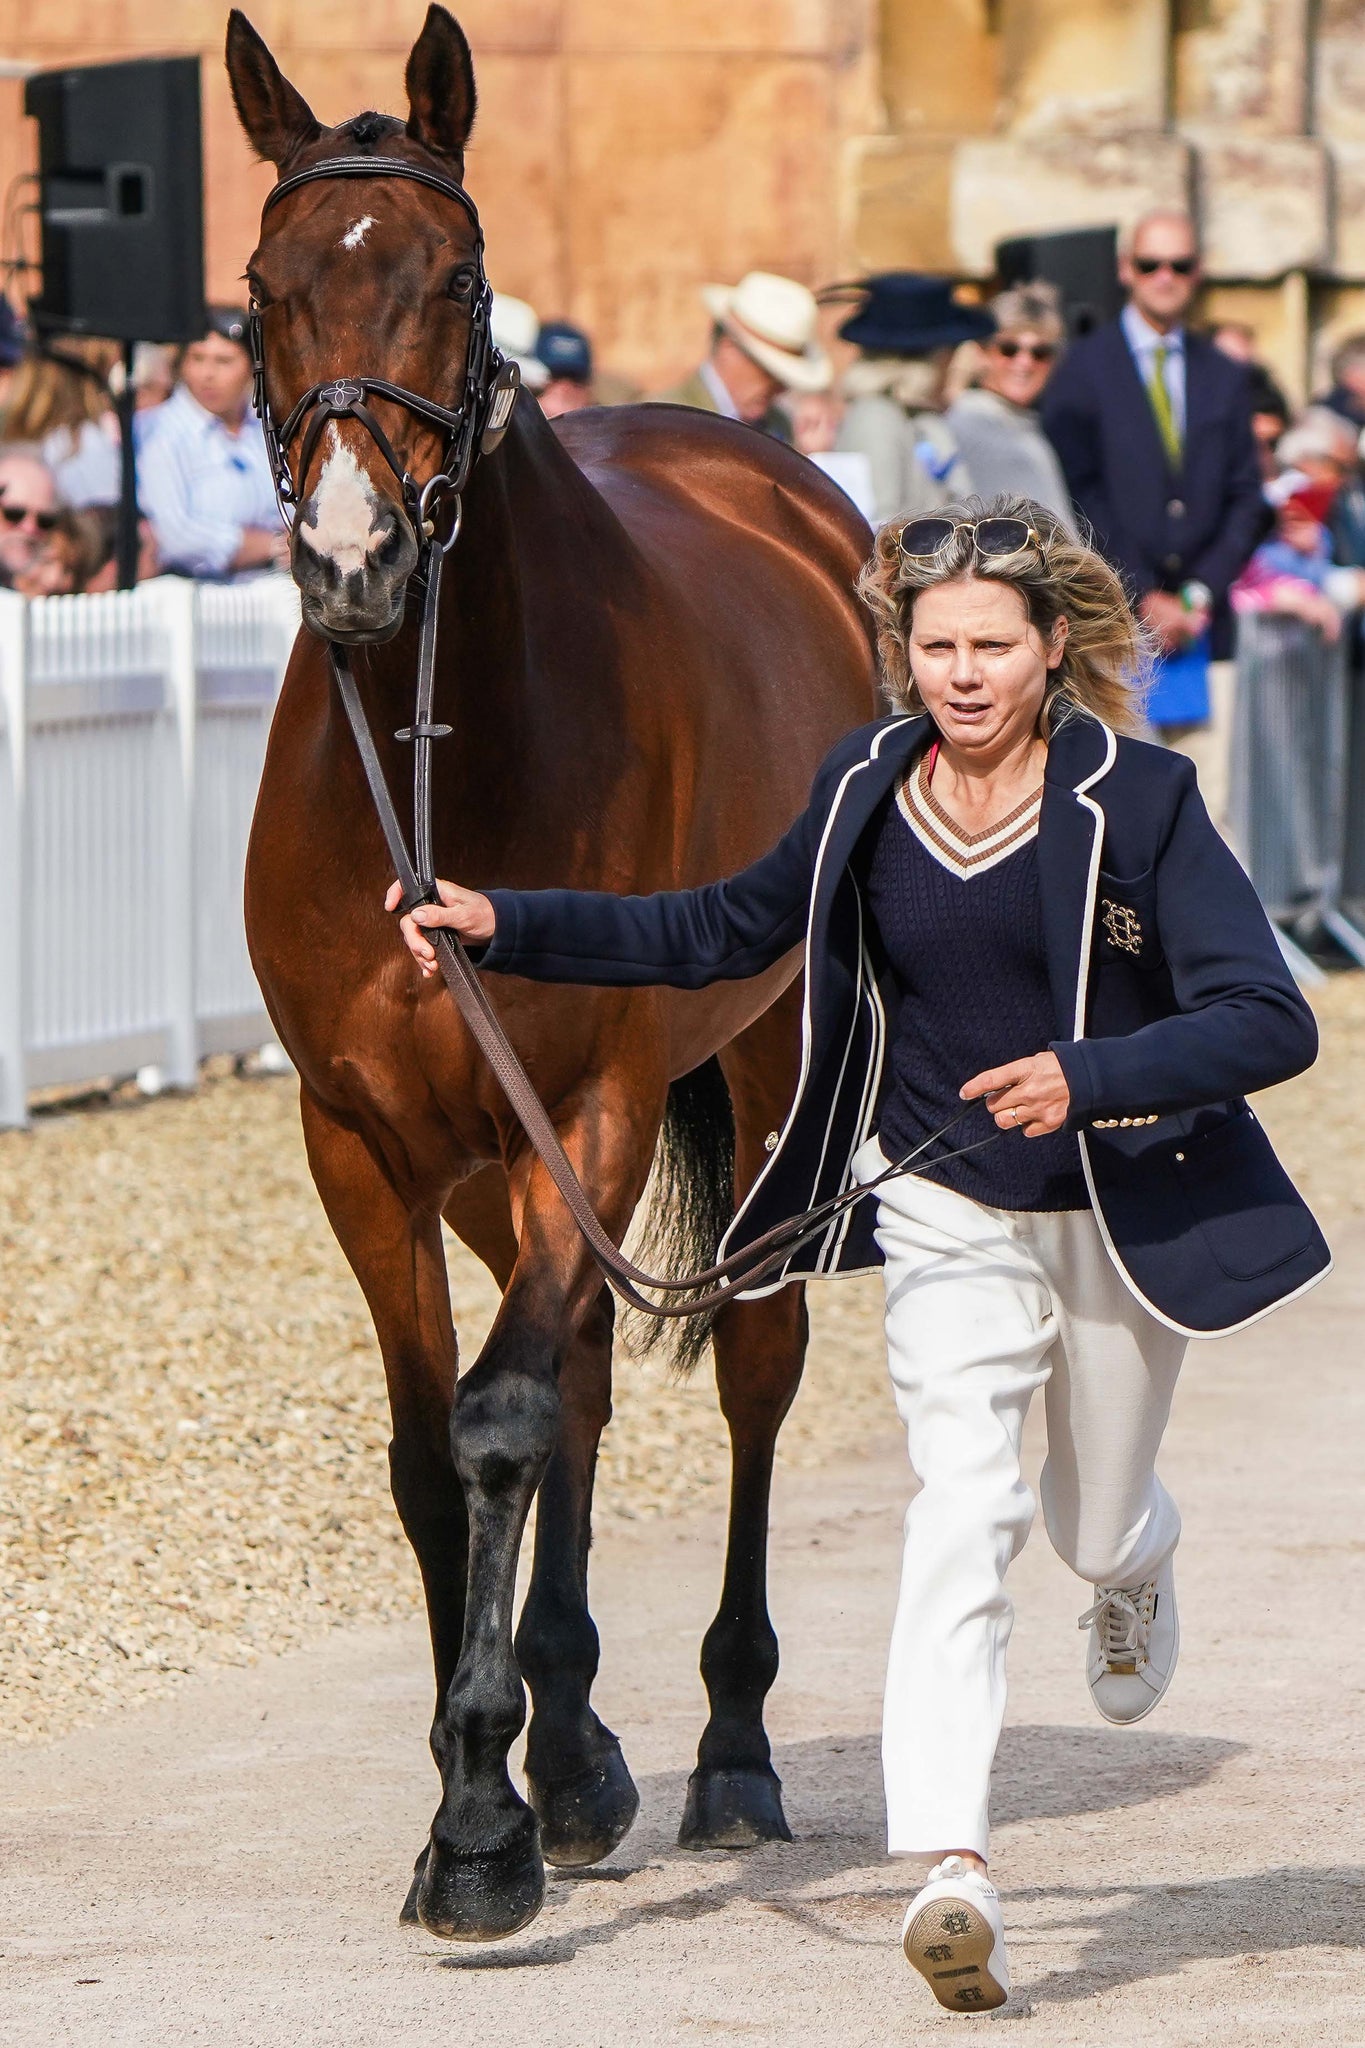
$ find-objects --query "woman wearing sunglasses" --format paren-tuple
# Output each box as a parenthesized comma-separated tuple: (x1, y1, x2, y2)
(946, 284, 1074, 529)
(389, 499, 1327, 2012)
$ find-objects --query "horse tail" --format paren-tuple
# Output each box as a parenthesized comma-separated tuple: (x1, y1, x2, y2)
(626, 1056, 736, 1374)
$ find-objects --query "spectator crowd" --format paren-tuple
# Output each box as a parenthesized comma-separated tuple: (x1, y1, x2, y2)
(4, 209, 1365, 793)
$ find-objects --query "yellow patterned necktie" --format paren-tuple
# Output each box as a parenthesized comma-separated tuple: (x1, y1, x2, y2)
(1147, 342, 1182, 469)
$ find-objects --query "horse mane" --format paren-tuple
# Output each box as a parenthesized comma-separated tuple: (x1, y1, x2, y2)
(346, 111, 404, 149)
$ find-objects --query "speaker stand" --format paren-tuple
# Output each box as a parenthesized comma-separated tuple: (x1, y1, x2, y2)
(115, 340, 138, 591)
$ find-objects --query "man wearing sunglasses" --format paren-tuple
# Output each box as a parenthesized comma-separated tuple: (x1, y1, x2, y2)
(1041, 209, 1263, 682)
(0, 450, 61, 590)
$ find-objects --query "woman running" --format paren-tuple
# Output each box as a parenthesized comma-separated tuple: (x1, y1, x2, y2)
(388, 497, 1328, 2011)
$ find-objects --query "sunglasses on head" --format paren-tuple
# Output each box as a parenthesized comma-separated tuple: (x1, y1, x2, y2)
(0, 503, 59, 532)
(992, 338, 1056, 363)
(898, 515, 1041, 563)
(1132, 255, 1197, 277)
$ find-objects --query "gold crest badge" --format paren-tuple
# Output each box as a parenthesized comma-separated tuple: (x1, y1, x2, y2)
(1101, 898, 1143, 955)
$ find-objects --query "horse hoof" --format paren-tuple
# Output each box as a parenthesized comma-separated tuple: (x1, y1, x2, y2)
(417, 1809, 546, 1942)
(678, 1764, 793, 1849)
(399, 1844, 429, 1925)
(527, 1740, 640, 1868)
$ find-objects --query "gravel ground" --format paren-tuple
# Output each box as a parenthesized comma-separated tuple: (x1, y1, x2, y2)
(1, 975, 1360, 1747)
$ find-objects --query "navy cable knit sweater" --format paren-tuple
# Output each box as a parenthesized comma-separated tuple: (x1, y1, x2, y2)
(865, 793, 1089, 1213)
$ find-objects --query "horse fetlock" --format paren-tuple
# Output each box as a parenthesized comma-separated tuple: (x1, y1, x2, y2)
(700, 1612, 781, 1704)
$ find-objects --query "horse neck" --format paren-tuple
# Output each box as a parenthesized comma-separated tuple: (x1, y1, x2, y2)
(356, 397, 629, 845)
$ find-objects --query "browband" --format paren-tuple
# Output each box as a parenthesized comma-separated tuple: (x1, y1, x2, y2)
(262, 153, 483, 240)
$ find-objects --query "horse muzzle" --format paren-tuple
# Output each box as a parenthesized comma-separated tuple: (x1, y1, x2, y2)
(289, 496, 420, 645)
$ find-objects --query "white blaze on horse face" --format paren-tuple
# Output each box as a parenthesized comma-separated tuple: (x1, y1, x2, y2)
(298, 429, 386, 577)
(341, 215, 376, 251)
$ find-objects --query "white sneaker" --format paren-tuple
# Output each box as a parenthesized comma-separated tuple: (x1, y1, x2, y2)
(901, 1856, 1009, 2013)
(1080, 1555, 1179, 1725)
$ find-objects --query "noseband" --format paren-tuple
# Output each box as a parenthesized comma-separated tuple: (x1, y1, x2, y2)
(249, 152, 519, 543)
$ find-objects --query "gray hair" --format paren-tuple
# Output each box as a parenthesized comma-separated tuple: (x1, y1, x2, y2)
(1277, 406, 1358, 469)
(1330, 331, 1365, 383)
(988, 280, 1065, 344)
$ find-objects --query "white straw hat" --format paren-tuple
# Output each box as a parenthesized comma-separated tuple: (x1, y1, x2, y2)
(701, 271, 832, 393)
(490, 293, 549, 392)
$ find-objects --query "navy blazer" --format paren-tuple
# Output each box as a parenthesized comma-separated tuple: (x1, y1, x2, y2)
(1041, 322, 1265, 654)
(479, 712, 1329, 1338)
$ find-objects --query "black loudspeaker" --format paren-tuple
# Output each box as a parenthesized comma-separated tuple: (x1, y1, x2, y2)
(995, 227, 1122, 339)
(24, 56, 204, 344)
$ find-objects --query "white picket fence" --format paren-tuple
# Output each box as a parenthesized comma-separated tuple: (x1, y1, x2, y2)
(0, 574, 302, 1127)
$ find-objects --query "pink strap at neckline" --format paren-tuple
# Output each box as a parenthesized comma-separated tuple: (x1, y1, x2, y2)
(926, 740, 940, 782)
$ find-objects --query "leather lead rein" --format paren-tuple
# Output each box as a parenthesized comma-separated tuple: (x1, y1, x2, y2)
(260, 148, 999, 1318)
(332, 638, 999, 1318)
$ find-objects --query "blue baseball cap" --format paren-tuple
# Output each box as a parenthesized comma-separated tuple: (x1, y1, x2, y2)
(535, 320, 592, 384)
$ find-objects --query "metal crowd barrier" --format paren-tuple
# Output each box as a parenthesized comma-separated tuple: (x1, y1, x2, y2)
(0, 575, 301, 1128)
(1229, 608, 1365, 973)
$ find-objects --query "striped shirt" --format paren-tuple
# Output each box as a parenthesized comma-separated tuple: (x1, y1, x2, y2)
(137, 385, 283, 579)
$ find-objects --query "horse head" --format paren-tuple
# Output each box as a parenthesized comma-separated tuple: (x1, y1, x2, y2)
(227, 6, 484, 644)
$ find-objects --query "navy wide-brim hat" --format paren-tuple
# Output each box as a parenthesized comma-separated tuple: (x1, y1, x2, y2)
(837, 273, 995, 355)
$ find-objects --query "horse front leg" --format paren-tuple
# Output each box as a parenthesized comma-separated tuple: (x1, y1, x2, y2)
(681, 993, 810, 1849)
(417, 1095, 654, 1942)
(298, 1091, 469, 1913)
(516, 1287, 640, 1867)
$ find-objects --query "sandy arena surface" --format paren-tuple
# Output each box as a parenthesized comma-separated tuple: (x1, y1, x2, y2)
(0, 976, 1361, 2038)
(0, 1224, 1362, 2044)
(0, 976, 1360, 1745)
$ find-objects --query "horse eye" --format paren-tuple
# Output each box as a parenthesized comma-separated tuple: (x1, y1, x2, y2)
(247, 274, 273, 310)
(446, 265, 476, 302)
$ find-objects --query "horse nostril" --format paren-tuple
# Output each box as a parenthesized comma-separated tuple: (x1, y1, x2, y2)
(375, 517, 412, 569)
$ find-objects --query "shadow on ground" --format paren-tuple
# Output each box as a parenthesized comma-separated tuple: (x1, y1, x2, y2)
(437, 1720, 1307, 1999)
(1004, 1864, 1365, 2010)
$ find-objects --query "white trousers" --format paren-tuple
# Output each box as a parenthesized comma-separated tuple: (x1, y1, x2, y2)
(853, 1140, 1187, 1862)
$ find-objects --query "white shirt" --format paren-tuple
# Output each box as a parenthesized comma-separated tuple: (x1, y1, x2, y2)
(1121, 302, 1186, 440)
(137, 385, 282, 578)
(43, 419, 120, 509)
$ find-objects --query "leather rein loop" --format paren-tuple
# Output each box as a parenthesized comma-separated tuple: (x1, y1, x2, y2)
(257, 149, 998, 1318)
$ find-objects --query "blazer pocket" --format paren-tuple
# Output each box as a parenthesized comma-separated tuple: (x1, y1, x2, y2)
(1171, 1108, 1315, 1280)
(1095, 867, 1164, 970)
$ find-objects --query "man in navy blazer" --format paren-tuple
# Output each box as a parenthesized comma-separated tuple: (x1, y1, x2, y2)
(1041, 210, 1265, 660)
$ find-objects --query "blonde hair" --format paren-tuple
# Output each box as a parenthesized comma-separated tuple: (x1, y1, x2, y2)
(856, 493, 1149, 735)
(1, 343, 116, 444)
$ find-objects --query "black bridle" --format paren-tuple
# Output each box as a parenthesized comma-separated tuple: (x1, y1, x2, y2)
(248, 152, 519, 544)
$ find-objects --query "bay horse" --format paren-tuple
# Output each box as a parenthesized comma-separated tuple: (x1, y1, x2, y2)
(227, 3, 876, 1942)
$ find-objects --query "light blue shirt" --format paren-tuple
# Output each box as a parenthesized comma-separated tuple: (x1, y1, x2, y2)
(1121, 302, 1186, 441)
(137, 385, 282, 578)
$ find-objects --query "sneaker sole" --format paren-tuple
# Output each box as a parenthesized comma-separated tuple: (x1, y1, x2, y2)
(903, 1896, 1007, 2013)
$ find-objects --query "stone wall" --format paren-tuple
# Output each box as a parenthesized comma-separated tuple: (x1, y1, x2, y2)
(847, 0, 1365, 398)
(0, 0, 876, 393)
(0, 0, 1362, 394)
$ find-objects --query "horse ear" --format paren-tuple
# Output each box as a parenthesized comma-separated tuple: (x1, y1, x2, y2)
(225, 10, 321, 170)
(405, 5, 478, 164)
